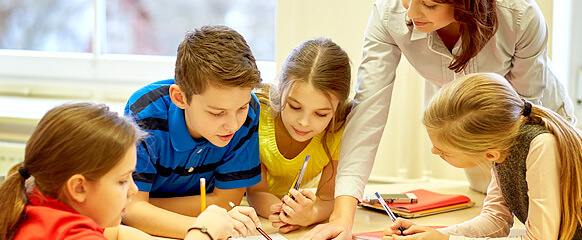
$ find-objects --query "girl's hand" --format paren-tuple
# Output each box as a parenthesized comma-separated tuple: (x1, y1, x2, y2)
(384, 218, 414, 236)
(268, 201, 301, 233)
(268, 203, 284, 228)
(279, 188, 317, 226)
(191, 205, 234, 240)
(227, 206, 261, 238)
(382, 219, 449, 240)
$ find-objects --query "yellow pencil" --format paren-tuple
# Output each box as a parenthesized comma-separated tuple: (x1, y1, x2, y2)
(200, 178, 206, 212)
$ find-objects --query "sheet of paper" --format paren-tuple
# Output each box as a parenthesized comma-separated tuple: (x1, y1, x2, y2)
(230, 233, 287, 240)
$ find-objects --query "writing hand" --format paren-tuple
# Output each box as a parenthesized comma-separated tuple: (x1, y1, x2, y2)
(280, 188, 317, 226)
(228, 205, 261, 237)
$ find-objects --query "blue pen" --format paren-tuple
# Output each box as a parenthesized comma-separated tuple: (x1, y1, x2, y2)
(375, 192, 406, 236)
(287, 155, 310, 199)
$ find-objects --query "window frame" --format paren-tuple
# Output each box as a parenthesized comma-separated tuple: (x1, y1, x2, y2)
(0, 0, 276, 102)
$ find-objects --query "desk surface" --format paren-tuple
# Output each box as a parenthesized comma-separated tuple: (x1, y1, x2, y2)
(157, 180, 525, 239)
(272, 180, 487, 239)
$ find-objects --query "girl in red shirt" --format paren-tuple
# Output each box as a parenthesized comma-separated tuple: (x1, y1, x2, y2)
(0, 102, 254, 240)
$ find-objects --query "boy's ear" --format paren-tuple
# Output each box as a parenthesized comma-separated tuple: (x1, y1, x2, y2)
(66, 174, 89, 203)
(169, 84, 187, 109)
(483, 149, 503, 163)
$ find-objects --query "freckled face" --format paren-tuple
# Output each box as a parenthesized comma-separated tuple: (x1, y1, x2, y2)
(280, 81, 340, 142)
(401, 0, 456, 33)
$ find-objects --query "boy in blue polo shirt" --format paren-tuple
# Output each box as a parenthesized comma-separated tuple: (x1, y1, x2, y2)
(122, 25, 262, 239)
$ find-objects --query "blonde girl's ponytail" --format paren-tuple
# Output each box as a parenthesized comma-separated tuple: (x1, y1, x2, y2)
(525, 105, 582, 240)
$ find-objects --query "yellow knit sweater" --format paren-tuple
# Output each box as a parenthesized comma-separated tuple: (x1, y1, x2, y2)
(258, 100, 344, 198)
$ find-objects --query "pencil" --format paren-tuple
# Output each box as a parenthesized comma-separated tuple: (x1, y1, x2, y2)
(287, 171, 300, 197)
(200, 178, 206, 212)
(287, 155, 310, 198)
(228, 202, 272, 240)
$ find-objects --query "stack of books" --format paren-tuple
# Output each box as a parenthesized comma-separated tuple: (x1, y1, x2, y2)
(360, 188, 475, 218)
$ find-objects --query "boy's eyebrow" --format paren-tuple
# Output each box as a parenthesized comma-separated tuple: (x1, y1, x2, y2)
(208, 100, 251, 111)
(287, 96, 333, 111)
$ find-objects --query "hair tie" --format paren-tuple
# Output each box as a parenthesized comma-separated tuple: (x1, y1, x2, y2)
(18, 167, 30, 180)
(522, 99, 532, 117)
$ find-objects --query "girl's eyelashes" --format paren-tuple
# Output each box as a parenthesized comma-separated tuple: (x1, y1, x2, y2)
(288, 103, 300, 110)
(316, 113, 329, 117)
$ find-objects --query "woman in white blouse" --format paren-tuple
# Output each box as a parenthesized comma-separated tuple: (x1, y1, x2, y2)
(299, 0, 576, 239)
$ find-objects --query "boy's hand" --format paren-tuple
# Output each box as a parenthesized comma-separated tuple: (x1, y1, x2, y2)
(383, 219, 449, 240)
(191, 205, 234, 240)
(280, 188, 317, 226)
(228, 206, 261, 238)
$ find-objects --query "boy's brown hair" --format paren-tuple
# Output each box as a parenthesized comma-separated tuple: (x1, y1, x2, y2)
(174, 25, 262, 103)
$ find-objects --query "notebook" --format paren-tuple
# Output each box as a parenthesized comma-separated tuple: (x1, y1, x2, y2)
(360, 189, 474, 218)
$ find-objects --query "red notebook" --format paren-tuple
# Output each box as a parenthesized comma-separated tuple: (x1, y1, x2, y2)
(360, 189, 474, 218)
(387, 189, 471, 212)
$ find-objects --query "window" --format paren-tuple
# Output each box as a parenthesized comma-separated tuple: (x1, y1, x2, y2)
(0, 0, 276, 102)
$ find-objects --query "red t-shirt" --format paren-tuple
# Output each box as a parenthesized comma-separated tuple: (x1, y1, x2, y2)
(13, 188, 106, 240)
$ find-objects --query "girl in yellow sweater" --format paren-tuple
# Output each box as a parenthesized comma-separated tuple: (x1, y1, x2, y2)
(247, 37, 352, 233)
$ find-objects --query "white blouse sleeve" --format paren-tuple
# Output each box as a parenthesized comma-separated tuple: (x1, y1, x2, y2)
(335, 0, 402, 199)
(501, 1, 575, 123)
(502, 1, 548, 101)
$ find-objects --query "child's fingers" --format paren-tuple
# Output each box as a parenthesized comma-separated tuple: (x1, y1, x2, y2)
(394, 218, 414, 229)
(232, 206, 262, 228)
(298, 189, 317, 201)
(383, 226, 397, 236)
(230, 229, 240, 239)
(280, 202, 296, 218)
(278, 224, 301, 233)
(382, 234, 404, 240)
(285, 188, 303, 205)
(270, 202, 283, 213)
(230, 217, 248, 238)
(228, 208, 257, 235)
(268, 213, 282, 224)
(270, 215, 287, 228)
